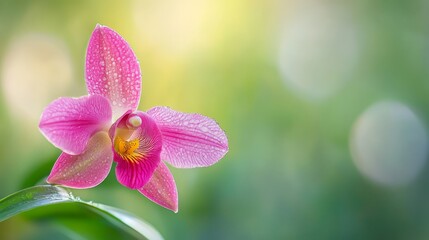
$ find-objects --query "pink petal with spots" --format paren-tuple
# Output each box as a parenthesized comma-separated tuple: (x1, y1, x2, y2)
(139, 161, 178, 212)
(147, 107, 228, 168)
(85, 24, 142, 119)
(112, 111, 163, 189)
(39, 95, 112, 155)
(47, 131, 113, 189)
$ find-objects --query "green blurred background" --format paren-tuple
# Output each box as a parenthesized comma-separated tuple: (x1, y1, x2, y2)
(1, 0, 429, 239)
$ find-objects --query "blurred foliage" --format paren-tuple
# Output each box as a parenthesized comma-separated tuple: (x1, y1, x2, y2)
(0, 0, 429, 239)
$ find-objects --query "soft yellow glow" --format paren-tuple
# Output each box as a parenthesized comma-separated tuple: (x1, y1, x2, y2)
(1, 33, 73, 122)
(132, 0, 218, 56)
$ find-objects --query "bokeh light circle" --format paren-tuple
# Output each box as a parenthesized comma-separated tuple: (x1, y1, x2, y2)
(278, 2, 359, 100)
(1, 33, 73, 122)
(350, 101, 428, 187)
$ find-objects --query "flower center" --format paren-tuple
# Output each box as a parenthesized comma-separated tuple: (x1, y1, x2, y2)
(114, 136, 143, 163)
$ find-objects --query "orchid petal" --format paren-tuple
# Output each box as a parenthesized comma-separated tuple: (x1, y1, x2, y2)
(47, 131, 113, 189)
(85, 24, 142, 119)
(139, 161, 178, 212)
(147, 107, 228, 168)
(112, 112, 162, 189)
(39, 95, 112, 155)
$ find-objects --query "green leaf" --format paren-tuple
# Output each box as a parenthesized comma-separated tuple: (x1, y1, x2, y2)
(0, 185, 73, 221)
(0, 185, 163, 240)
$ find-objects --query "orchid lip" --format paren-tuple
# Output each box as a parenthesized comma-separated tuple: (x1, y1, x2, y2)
(112, 111, 163, 189)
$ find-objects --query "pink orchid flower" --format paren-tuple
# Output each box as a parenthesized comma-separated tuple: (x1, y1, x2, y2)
(38, 25, 228, 212)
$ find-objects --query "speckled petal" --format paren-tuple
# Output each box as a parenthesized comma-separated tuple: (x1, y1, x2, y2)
(147, 106, 228, 168)
(139, 161, 178, 212)
(112, 112, 163, 189)
(85, 24, 141, 119)
(47, 131, 113, 189)
(39, 95, 112, 155)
